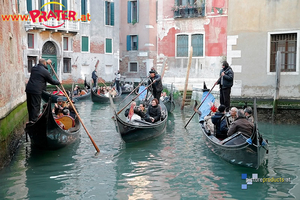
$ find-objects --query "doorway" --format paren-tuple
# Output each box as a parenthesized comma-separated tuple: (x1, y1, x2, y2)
(42, 41, 58, 80)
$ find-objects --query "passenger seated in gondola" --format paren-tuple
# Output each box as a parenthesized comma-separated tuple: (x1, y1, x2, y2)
(110, 87, 117, 98)
(244, 107, 254, 124)
(227, 109, 254, 138)
(73, 85, 80, 96)
(228, 107, 238, 125)
(53, 97, 64, 115)
(211, 105, 229, 139)
(160, 92, 169, 102)
(145, 98, 161, 123)
(125, 102, 147, 121)
(203, 102, 218, 134)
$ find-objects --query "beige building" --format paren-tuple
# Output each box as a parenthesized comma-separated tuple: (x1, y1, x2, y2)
(227, 0, 300, 99)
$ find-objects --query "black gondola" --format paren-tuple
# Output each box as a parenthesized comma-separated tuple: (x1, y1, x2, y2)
(162, 84, 175, 113)
(42, 90, 91, 103)
(199, 98, 268, 169)
(91, 87, 122, 103)
(25, 98, 80, 150)
(113, 103, 168, 143)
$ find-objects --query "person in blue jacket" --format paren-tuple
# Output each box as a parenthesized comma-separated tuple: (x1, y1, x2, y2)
(211, 105, 229, 139)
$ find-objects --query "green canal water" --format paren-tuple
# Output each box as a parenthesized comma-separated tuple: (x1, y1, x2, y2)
(0, 99, 299, 199)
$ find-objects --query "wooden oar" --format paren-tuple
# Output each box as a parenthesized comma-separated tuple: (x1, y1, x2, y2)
(49, 63, 100, 152)
(118, 78, 146, 106)
(115, 80, 156, 116)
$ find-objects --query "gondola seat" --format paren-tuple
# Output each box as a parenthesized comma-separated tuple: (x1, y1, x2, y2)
(56, 115, 75, 130)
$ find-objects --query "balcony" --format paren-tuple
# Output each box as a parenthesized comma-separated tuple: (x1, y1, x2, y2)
(173, 5, 205, 19)
(25, 18, 79, 33)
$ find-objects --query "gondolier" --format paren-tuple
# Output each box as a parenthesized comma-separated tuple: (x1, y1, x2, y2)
(115, 70, 121, 92)
(25, 58, 60, 123)
(92, 68, 98, 88)
(217, 61, 234, 112)
(148, 70, 163, 103)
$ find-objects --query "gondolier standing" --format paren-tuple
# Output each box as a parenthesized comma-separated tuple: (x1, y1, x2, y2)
(92, 68, 98, 88)
(217, 61, 234, 112)
(148, 70, 163, 103)
(25, 58, 60, 122)
(115, 70, 121, 92)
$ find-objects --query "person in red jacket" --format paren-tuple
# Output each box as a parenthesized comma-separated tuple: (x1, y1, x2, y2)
(25, 58, 60, 122)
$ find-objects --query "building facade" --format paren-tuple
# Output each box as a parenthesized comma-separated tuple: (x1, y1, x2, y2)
(227, 0, 300, 99)
(22, 0, 120, 84)
(157, 0, 228, 92)
(119, 0, 158, 83)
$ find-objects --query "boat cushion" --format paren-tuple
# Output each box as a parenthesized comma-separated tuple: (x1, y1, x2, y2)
(56, 116, 75, 130)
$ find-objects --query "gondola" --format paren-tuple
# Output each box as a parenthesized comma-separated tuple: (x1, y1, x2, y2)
(198, 97, 268, 169)
(25, 98, 81, 150)
(113, 102, 168, 143)
(91, 87, 122, 103)
(42, 90, 91, 103)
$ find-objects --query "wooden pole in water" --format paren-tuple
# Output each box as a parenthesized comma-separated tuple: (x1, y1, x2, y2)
(181, 46, 193, 110)
(161, 58, 167, 79)
(272, 51, 281, 121)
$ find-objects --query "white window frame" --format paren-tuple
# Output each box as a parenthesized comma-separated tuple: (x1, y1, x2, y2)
(81, 35, 90, 53)
(267, 30, 300, 75)
(128, 61, 139, 73)
(63, 36, 72, 52)
(27, 32, 37, 49)
(175, 32, 205, 58)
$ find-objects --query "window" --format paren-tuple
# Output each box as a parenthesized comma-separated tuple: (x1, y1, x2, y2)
(105, 1, 114, 26)
(63, 37, 68, 51)
(81, 0, 89, 22)
(129, 62, 138, 72)
(27, 56, 37, 73)
(176, 34, 204, 57)
(63, 58, 71, 73)
(174, 0, 205, 18)
(28, 33, 34, 49)
(82, 36, 89, 52)
(27, 0, 32, 12)
(127, 0, 138, 24)
(38, 0, 45, 11)
(177, 34, 188, 57)
(106, 38, 112, 53)
(191, 34, 203, 57)
(270, 33, 297, 72)
(50, 0, 60, 11)
(127, 35, 138, 51)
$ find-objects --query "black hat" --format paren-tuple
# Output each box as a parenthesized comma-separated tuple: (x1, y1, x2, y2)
(218, 105, 226, 113)
(149, 70, 156, 74)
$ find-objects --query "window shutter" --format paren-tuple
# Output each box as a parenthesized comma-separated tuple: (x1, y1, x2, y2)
(106, 38, 112, 53)
(192, 34, 203, 57)
(111, 2, 114, 26)
(127, 1, 131, 23)
(82, 36, 89, 52)
(27, 0, 32, 12)
(136, 35, 138, 50)
(137, 0, 139, 23)
(177, 35, 188, 57)
(81, 0, 86, 16)
(127, 35, 131, 51)
(62, 0, 67, 11)
(105, 1, 108, 25)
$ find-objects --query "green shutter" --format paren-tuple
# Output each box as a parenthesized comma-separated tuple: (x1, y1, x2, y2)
(136, 35, 138, 50)
(127, 35, 131, 51)
(82, 36, 89, 52)
(137, 0, 139, 23)
(192, 34, 203, 57)
(81, 0, 86, 15)
(62, 0, 67, 11)
(27, 0, 32, 12)
(106, 38, 112, 53)
(105, 1, 108, 25)
(177, 35, 188, 57)
(127, 1, 131, 23)
(111, 2, 114, 26)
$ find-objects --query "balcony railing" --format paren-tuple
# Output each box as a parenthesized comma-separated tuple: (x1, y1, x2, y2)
(25, 18, 79, 32)
(173, 5, 205, 19)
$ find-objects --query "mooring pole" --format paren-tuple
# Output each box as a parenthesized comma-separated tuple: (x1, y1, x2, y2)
(181, 46, 193, 110)
(272, 51, 281, 121)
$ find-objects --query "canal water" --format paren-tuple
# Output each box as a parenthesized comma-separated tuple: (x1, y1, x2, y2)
(0, 98, 299, 199)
